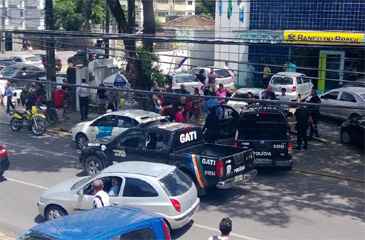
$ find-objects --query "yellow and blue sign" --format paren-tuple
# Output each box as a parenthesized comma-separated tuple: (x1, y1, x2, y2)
(284, 30, 365, 45)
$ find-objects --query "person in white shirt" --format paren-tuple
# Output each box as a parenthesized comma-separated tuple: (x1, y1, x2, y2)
(77, 78, 90, 121)
(92, 179, 110, 208)
(108, 178, 120, 197)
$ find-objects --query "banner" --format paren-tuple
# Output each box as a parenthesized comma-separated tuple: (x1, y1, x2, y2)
(284, 31, 365, 45)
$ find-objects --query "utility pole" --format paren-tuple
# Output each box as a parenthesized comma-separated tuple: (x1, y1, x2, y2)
(1, 0, 6, 53)
(104, 1, 110, 58)
(45, 0, 56, 99)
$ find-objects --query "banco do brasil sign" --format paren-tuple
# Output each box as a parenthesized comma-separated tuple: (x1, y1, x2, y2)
(284, 30, 365, 45)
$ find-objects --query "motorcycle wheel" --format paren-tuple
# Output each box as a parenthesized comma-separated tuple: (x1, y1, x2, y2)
(9, 118, 22, 132)
(31, 117, 47, 136)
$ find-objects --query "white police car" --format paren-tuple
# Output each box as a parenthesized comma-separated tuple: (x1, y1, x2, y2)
(71, 110, 167, 149)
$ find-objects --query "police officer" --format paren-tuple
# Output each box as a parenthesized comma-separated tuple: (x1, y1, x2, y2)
(307, 88, 321, 139)
(295, 104, 310, 150)
(203, 106, 219, 143)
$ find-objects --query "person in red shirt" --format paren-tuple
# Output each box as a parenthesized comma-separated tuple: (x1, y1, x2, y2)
(53, 86, 65, 121)
(175, 105, 186, 123)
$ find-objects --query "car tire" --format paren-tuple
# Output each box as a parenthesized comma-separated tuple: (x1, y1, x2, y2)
(45, 205, 67, 221)
(85, 156, 104, 176)
(76, 133, 89, 149)
(340, 130, 352, 144)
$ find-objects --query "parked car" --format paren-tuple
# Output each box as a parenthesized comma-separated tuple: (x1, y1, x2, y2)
(320, 87, 365, 121)
(12, 54, 43, 69)
(0, 63, 45, 87)
(36, 54, 63, 72)
(227, 88, 264, 112)
(72, 110, 168, 149)
(340, 115, 365, 148)
(192, 67, 236, 90)
(18, 206, 172, 240)
(37, 161, 199, 230)
(171, 72, 204, 94)
(269, 72, 313, 101)
(0, 145, 9, 177)
(80, 122, 257, 194)
(68, 49, 105, 66)
(0, 58, 16, 70)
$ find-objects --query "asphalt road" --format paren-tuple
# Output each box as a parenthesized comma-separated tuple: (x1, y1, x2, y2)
(0, 124, 364, 240)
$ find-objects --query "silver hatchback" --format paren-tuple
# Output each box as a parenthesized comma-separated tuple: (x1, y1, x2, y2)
(37, 161, 200, 230)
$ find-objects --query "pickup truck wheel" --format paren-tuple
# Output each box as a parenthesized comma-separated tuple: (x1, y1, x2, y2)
(85, 156, 104, 176)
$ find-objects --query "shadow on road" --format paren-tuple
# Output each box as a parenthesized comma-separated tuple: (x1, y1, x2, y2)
(199, 171, 365, 228)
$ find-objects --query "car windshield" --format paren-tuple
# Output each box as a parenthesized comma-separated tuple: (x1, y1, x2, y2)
(214, 69, 231, 78)
(238, 113, 288, 140)
(174, 74, 197, 83)
(71, 176, 93, 191)
(1, 66, 17, 77)
(25, 56, 41, 62)
(272, 76, 293, 85)
(160, 168, 192, 196)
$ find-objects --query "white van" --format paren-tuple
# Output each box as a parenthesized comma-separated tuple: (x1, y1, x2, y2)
(269, 72, 313, 101)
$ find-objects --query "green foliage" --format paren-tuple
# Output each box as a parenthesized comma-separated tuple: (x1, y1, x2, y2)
(137, 47, 165, 87)
(195, 0, 215, 17)
(54, 0, 105, 31)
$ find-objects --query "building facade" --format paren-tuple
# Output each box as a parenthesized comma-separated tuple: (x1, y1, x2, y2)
(0, 0, 44, 50)
(215, 0, 365, 91)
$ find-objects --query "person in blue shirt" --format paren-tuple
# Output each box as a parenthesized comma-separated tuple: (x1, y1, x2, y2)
(108, 178, 121, 197)
(4, 81, 15, 114)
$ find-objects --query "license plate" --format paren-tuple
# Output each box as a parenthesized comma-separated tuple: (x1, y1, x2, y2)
(234, 175, 243, 182)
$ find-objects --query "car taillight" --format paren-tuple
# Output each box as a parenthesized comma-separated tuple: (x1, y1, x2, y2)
(170, 199, 181, 213)
(162, 221, 171, 240)
(288, 143, 293, 154)
(216, 160, 224, 177)
(291, 86, 296, 92)
(0, 146, 7, 158)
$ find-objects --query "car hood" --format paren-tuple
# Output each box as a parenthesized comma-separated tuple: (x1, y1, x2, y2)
(41, 177, 84, 198)
(73, 121, 92, 130)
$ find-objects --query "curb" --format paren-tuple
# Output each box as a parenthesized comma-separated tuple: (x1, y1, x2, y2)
(293, 168, 365, 183)
(0, 121, 72, 136)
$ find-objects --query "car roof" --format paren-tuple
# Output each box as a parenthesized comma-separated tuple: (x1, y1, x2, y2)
(325, 87, 365, 94)
(103, 161, 176, 178)
(235, 88, 264, 94)
(8, 63, 41, 69)
(29, 207, 161, 240)
(105, 110, 163, 123)
(244, 104, 286, 114)
(151, 122, 199, 132)
(273, 72, 305, 77)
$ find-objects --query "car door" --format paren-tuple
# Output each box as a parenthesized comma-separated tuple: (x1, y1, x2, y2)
(144, 130, 170, 164)
(120, 177, 167, 215)
(88, 115, 118, 142)
(113, 116, 139, 140)
(337, 91, 358, 120)
(320, 91, 340, 118)
(75, 175, 124, 210)
(111, 129, 147, 162)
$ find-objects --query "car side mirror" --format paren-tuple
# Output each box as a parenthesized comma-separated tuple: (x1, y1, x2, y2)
(77, 189, 84, 197)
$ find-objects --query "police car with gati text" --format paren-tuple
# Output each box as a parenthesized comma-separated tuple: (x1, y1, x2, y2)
(71, 110, 168, 149)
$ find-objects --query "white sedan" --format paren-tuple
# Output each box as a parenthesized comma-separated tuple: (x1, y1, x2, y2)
(71, 110, 167, 149)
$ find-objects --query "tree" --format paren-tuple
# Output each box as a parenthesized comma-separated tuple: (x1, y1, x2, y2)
(54, 0, 105, 31)
(106, 0, 156, 90)
(195, 0, 216, 17)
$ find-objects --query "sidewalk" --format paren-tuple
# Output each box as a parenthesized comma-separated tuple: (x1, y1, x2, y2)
(0, 105, 99, 133)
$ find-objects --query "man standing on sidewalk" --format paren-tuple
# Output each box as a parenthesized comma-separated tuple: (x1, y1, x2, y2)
(77, 79, 90, 121)
(4, 81, 15, 114)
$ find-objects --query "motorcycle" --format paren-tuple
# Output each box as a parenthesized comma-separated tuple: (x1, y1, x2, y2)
(39, 101, 58, 126)
(9, 106, 47, 136)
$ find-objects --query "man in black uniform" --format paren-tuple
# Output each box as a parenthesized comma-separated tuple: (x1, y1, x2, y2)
(203, 106, 219, 143)
(295, 105, 310, 150)
(306, 88, 321, 139)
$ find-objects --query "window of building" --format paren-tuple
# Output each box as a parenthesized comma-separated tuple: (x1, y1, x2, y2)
(188, 1, 193, 5)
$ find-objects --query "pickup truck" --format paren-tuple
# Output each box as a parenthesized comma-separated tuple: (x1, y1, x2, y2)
(80, 122, 257, 194)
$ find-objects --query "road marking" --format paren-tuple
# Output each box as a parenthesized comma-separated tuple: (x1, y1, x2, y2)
(194, 223, 262, 240)
(0, 142, 78, 160)
(6, 177, 49, 190)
